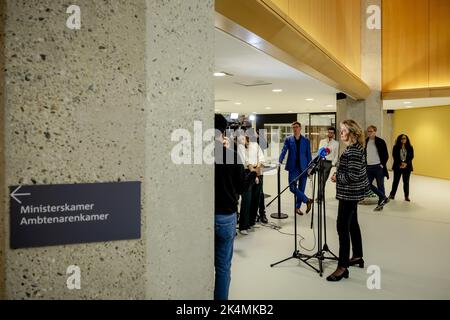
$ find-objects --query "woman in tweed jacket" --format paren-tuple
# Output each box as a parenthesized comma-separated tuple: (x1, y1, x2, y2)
(328, 120, 370, 282)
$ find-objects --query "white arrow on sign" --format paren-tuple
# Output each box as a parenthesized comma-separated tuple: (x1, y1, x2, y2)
(10, 186, 31, 204)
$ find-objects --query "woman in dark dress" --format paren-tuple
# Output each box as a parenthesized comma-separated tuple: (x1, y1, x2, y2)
(389, 134, 414, 202)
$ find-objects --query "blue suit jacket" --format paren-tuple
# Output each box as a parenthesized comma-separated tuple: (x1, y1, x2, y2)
(279, 135, 312, 172)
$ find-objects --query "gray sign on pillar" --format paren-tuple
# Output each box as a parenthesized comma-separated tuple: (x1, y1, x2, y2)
(9, 182, 141, 249)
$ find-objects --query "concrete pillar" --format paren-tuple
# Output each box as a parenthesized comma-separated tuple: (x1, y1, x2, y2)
(361, 0, 394, 165)
(144, 0, 214, 299)
(361, 0, 383, 133)
(0, 0, 6, 300)
(1, 0, 213, 300)
(336, 94, 366, 151)
(337, 0, 387, 141)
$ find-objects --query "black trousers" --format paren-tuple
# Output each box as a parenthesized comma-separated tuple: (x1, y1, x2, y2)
(239, 178, 263, 230)
(337, 200, 363, 268)
(390, 169, 411, 198)
(258, 176, 265, 215)
(319, 160, 332, 200)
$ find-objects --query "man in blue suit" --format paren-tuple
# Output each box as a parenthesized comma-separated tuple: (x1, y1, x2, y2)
(279, 121, 313, 215)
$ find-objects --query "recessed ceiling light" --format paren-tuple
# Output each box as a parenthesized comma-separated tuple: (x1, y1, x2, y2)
(272, 89, 283, 93)
(265, 107, 272, 110)
(306, 98, 314, 101)
(235, 102, 242, 105)
(214, 72, 227, 77)
(326, 104, 334, 108)
(403, 101, 412, 104)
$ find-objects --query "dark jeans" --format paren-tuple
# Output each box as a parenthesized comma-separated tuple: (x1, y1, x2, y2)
(390, 169, 411, 198)
(214, 213, 237, 300)
(288, 168, 308, 209)
(367, 164, 386, 202)
(336, 200, 363, 268)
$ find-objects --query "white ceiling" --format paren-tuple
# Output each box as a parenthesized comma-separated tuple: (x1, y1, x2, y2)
(383, 97, 450, 110)
(214, 29, 338, 115)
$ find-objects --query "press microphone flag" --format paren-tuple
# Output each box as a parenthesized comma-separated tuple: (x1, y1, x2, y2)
(306, 147, 330, 176)
(313, 147, 330, 163)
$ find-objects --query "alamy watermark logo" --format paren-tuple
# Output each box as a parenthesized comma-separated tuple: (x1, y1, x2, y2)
(170, 121, 280, 172)
(366, 5, 381, 30)
(66, 265, 81, 290)
(366, 265, 381, 290)
(66, 5, 81, 30)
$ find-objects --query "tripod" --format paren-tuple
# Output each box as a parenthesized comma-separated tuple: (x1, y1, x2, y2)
(270, 159, 337, 277)
(301, 159, 338, 276)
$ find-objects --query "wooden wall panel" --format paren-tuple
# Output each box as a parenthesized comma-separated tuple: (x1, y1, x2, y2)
(266, 0, 361, 77)
(269, 0, 290, 14)
(429, 0, 450, 88)
(215, 0, 371, 99)
(382, 0, 430, 91)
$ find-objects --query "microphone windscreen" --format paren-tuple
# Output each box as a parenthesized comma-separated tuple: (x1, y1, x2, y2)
(318, 147, 328, 157)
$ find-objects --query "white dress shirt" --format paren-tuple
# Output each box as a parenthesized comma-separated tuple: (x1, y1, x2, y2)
(318, 138, 339, 166)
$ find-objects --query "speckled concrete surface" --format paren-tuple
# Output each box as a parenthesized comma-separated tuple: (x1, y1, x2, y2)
(144, 0, 214, 299)
(0, 0, 6, 300)
(3, 0, 147, 299)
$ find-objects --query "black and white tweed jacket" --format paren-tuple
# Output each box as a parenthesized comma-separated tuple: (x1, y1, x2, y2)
(336, 143, 370, 201)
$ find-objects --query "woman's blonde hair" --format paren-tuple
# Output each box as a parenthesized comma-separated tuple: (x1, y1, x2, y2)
(341, 119, 365, 147)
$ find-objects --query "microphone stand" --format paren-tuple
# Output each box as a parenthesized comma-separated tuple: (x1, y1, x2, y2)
(270, 158, 322, 274)
(270, 157, 337, 276)
(300, 159, 338, 276)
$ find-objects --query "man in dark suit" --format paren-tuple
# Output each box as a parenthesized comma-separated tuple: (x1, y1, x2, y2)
(279, 121, 313, 215)
(365, 125, 390, 211)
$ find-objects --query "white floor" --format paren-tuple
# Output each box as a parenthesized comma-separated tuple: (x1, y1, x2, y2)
(230, 170, 450, 300)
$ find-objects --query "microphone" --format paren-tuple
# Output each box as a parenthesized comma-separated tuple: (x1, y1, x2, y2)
(307, 147, 330, 175)
(313, 147, 330, 163)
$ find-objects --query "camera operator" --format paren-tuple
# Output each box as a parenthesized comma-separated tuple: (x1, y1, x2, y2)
(214, 114, 260, 299)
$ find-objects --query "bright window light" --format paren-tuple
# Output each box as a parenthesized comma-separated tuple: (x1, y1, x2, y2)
(230, 113, 239, 119)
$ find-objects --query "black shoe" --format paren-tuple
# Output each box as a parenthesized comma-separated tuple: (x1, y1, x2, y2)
(260, 214, 268, 224)
(379, 197, 390, 206)
(389, 194, 395, 200)
(349, 258, 365, 268)
(326, 269, 349, 282)
(373, 204, 384, 212)
(305, 198, 313, 214)
(405, 197, 411, 202)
